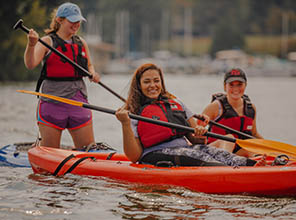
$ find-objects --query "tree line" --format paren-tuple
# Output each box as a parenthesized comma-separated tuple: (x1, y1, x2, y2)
(1, 0, 295, 81)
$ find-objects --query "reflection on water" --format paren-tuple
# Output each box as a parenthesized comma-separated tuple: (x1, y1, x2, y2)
(117, 185, 296, 219)
(1, 75, 296, 219)
(0, 167, 296, 220)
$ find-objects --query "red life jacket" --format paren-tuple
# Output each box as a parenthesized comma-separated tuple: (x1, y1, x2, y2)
(36, 33, 88, 92)
(207, 93, 255, 143)
(137, 98, 190, 148)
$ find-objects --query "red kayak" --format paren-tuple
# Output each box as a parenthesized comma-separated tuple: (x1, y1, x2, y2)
(28, 146, 296, 196)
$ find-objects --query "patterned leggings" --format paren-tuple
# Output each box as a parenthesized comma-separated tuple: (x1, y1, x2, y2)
(141, 145, 256, 167)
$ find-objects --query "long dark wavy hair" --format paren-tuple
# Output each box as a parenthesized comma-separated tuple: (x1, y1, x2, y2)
(125, 63, 174, 114)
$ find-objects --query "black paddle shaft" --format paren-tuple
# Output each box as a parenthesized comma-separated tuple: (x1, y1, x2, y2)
(13, 19, 126, 102)
(194, 114, 254, 139)
(83, 103, 237, 143)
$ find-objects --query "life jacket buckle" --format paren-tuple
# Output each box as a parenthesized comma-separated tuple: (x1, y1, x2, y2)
(272, 154, 289, 166)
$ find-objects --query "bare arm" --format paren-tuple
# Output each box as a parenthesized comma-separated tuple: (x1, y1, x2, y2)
(80, 37, 100, 83)
(251, 105, 263, 139)
(115, 107, 143, 162)
(201, 101, 220, 121)
(24, 29, 50, 69)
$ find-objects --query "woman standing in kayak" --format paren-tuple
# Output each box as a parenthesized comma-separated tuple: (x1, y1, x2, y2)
(24, 2, 100, 149)
(200, 68, 263, 157)
(115, 63, 264, 167)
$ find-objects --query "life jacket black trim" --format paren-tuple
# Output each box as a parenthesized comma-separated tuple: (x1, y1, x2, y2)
(208, 93, 255, 142)
(137, 97, 190, 148)
(35, 33, 89, 92)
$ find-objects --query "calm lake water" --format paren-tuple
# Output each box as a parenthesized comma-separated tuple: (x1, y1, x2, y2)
(1, 74, 296, 219)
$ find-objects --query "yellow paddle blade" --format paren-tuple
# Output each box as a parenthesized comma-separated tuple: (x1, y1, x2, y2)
(17, 90, 84, 107)
(237, 138, 296, 160)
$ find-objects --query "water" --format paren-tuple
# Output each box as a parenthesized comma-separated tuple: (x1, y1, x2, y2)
(1, 74, 296, 219)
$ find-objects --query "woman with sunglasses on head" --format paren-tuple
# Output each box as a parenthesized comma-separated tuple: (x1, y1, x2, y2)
(24, 2, 100, 149)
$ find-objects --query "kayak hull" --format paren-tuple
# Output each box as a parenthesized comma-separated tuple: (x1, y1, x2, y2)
(28, 146, 296, 196)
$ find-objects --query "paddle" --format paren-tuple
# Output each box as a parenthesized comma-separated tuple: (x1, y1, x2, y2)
(17, 90, 296, 160)
(13, 19, 126, 102)
(194, 114, 255, 139)
(14, 19, 254, 140)
(13, 19, 265, 141)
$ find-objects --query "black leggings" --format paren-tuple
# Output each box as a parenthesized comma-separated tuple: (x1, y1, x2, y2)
(140, 151, 226, 167)
(140, 145, 257, 167)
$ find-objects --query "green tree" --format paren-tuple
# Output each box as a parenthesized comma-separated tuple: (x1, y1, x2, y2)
(210, 17, 245, 56)
(0, 0, 48, 81)
(209, 0, 246, 56)
(0, 0, 63, 81)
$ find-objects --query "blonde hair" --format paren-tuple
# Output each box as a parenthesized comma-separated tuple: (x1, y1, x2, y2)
(125, 63, 174, 114)
(44, 9, 65, 34)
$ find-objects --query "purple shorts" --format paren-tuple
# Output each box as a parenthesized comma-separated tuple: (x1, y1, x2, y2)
(37, 91, 92, 130)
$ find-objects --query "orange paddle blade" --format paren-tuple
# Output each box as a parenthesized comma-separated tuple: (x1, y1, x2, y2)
(236, 139, 296, 160)
(17, 90, 84, 107)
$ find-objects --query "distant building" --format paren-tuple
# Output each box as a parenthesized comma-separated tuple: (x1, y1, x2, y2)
(86, 37, 115, 73)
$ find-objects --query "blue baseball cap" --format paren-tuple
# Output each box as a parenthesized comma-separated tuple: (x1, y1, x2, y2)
(56, 2, 86, 22)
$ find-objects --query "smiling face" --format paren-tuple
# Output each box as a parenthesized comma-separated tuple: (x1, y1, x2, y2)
(224, 81, 246, 100)
(65, 19, 81, 34)
(139, 69, 162, 99)
(58, 18, 81, 36)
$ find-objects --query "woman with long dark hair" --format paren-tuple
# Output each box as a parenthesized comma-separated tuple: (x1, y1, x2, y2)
(115, 63, 264, 167)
